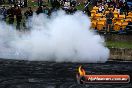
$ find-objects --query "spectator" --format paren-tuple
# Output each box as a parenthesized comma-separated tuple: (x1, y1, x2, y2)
(98, 0, 102, 3)
(0, 7, 2, 20)
(15, 6, 22, 30)
(69, 6, 77, 14)
(123, 2, 129, 15)
(42, 5, 50, 15)
(24, 7, 33, 29)
(116, 3, 121, 14)
(51, 0, 60, 11)
(63, 1, 70, 10)
(60, 0, 64, 6)
(108, 0, 113, 7)
(71, 0, 76, 7)
(8, 0, 13, 4)
(119, 1, 124, 13)
(7, 6, 15, 24)
(24, 7, 33, 19)
(38, 0, 43, 6)
(0, 0, 5, 4)
(110, 0, 116, 8)
(101, 4, 105, 11)
(106, 9, 114, 33)
(104, 3, 108, 11)
(92, 0, 98, 6)
(36, 6, 43, 15)
(0, 0, 2, 4)
(17, 0, 25, 8)
(0, 5, 7, 21)
(119, 0, 124, 7)
(24, 0, 27, 7)
(98, 5, 103, 13)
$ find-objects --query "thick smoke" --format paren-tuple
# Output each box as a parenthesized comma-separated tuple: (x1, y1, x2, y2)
(0, 11, 109, 62)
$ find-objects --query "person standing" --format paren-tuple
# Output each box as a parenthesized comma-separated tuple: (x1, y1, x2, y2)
(38, 0, 43, 6)
(0, 0, 5, 4)
(7, 6, 15, 25)
(0, 5, 7, 21)
(24, 0, 27, 7)
(24, 7, 33, 19)
(24, 7, 33, 29)
(123, 2, 129, 15)
(8, 0, 11, 4)
(51, 0, 60, 11)
(36, 6, 43, 15)
(69, 5, 77, 14)
(106, 9, 114, 33)
(15, 6, 22, 30)
(98, 5, 103, 13)
(42, 5, 50, 16)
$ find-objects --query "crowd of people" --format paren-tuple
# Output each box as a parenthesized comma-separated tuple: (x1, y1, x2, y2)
(0, 0, 78, 30)
(0, 0, 131, 32)
(96, 0, 130, 15)
(0, 5, 23, 29)
(0, 5, 52, 30)
(0, 0, 27, 7)
(89, 0, 132, 33)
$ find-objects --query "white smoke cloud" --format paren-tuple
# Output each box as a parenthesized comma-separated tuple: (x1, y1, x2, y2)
(0, 10, 109, 62)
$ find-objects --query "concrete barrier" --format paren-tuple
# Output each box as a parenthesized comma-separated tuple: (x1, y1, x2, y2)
(109, 48, 132, 61)
(105, 35, 132, 42)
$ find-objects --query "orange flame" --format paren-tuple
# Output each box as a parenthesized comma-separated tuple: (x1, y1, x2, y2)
(78, 66, 86, 76)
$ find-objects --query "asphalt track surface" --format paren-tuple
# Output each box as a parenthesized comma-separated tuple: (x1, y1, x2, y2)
(0, 59, 131, 88)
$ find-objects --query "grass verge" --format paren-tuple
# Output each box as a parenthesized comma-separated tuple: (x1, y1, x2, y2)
(106, 41, 132, 49)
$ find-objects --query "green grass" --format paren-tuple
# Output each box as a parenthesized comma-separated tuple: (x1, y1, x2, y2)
(28, 0, 51, 7)
(76, 3, 93, 11)
(106, 41, 132, 49)
(76, 4, 84, 10)
(27, 0, 93, 11)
